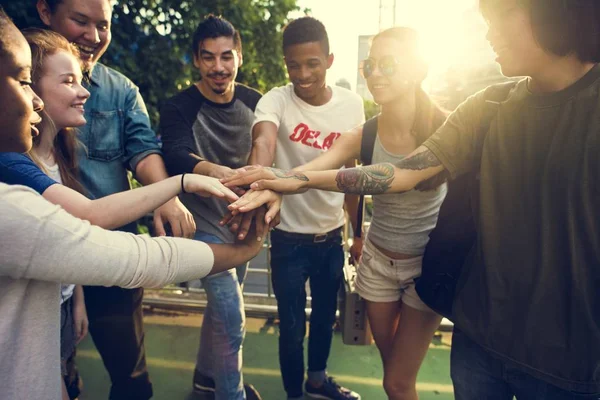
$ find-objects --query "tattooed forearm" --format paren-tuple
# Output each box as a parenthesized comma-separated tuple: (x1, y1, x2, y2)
(396, 149, 441, 170)
(266, 167, 309, 181)
(335, 163, 395, 194)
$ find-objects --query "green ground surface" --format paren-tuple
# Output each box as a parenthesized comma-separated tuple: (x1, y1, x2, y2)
(77, 314, 453, 400)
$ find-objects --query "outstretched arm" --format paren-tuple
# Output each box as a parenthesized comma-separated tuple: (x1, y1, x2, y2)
(43, 174, 237, 230)
(1, 185, 263, 286)
(309, 147, 444, 194)
(227, 146, 445, 196)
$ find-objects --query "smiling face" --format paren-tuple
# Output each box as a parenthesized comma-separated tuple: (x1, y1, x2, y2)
(0, 26, 44, 153)
(35, 50, 89, 131)
(37, 0, 112, 71)
(484, 0, 547, 78)
(284, 41, 333, 105)
(366, 36, 424, 105)
(193, 36, 241, 100)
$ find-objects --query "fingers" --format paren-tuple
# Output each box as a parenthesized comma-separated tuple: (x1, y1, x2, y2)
(75, 318, 88, 344)
(219, 211, 239, 226)
(269, 214, 281, 229)
(182, 214, 196, 238)
(254, 207, 267, 241)
(215, 184, 240, 203)
(228, 213, 243, 233)
(219, 212, 236, 227)
(236, 211, 255, 240)
(231, 186, 246, 197)
(221, 169, 263, 187)
(153, 213, 166, 237)
(250, 179, 272, 191)
(169, 217, 183, 238)
(264, 203, 280, 226)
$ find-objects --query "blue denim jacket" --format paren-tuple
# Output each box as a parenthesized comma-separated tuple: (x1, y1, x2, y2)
(78, 63, 161, 232)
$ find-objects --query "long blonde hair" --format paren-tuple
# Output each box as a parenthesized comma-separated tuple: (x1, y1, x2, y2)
(24, 28, 85, 194)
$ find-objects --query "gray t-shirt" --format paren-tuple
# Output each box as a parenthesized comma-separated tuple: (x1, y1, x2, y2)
(160, 84, 262, 242)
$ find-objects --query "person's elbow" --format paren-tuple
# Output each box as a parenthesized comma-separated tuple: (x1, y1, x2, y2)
(252, 135, 276, 154)
(389, 169, 422, 193)
(86, 212, 120, 230)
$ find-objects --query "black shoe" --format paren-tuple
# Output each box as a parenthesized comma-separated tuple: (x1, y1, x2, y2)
(244, 383, 262, 400)
(192, 371, 215, 396)
(193, 370, 262, 400)
(305, 377, 361, 400)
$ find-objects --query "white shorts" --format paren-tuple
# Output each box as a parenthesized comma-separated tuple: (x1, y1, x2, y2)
(355, 238, 434, 313)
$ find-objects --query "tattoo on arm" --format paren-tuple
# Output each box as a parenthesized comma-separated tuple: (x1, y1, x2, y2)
(396, 149, 441, 170)
(335, 163, 395, 195)
(266, 167, 309, 181)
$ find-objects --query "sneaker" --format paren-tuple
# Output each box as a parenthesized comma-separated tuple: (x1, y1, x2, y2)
(305, 377, 361, 400)
(193, 371, 215, 395)
(244, 383, 263, 400)
(193, 370, 262, 399)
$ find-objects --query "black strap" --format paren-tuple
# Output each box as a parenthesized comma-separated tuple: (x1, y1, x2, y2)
(355, 115, 379, 238)
(359, 116, 379, 166)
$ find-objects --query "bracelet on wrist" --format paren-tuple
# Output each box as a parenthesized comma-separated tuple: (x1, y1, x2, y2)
(181, 173, 188, 194)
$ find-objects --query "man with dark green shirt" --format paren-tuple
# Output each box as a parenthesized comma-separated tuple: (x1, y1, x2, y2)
(222, 0, 600, 398)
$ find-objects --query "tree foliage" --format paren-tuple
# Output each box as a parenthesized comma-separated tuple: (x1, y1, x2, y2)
(363, 99, 380, 120)
(1, 0, 301, 126)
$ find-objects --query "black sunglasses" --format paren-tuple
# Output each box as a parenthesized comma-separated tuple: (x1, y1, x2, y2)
(360, 56, 401, 79)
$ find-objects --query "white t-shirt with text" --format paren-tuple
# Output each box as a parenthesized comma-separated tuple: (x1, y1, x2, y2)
(254, 83, 365, 234)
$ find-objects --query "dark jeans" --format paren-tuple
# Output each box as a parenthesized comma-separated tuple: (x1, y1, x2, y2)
(451, 329, 600, 400)
(83, 286, 152, 400)
(270, 229, 345, 398)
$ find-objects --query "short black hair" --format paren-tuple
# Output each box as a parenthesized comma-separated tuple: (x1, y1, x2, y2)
(480, 0, 600, 63)
(282, 16, 329, 55)
(192, 14, 241, 58)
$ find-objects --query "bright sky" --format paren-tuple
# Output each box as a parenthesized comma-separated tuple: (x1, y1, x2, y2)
(293, 0, 495, 91)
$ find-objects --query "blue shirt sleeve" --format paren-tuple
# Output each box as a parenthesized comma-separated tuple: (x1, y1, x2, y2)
(0, 153, 58, 194)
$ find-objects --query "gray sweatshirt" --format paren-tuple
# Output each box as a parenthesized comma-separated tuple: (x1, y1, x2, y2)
(0, 183, 214, 400)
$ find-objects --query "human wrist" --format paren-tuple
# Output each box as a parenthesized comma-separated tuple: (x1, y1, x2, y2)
(180, 173, 190, 194)
(192, 160, 215, 176)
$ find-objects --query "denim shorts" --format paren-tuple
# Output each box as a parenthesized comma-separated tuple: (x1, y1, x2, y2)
(355, 238, 433, 312)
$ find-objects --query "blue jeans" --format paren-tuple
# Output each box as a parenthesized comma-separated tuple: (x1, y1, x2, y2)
(451, 329, 600, 400)
(194, 232, 248, 400)
(270, 229, 345, 398)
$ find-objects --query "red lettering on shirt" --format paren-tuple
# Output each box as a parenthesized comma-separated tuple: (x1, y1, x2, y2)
(321, 132, 338, 150)
(301, 130, 319, 147)
(289, 123, 309, 142)
(289, 123, 341, 151)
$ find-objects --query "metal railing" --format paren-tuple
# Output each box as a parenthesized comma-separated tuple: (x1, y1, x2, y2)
(142, 198, 453, 330)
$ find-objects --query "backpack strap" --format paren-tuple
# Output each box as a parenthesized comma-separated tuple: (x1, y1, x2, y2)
(359, 116, 379, 166)
(355, 115, 379, 240)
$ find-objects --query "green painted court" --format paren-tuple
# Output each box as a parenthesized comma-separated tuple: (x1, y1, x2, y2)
(77, 312, 454, 400)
